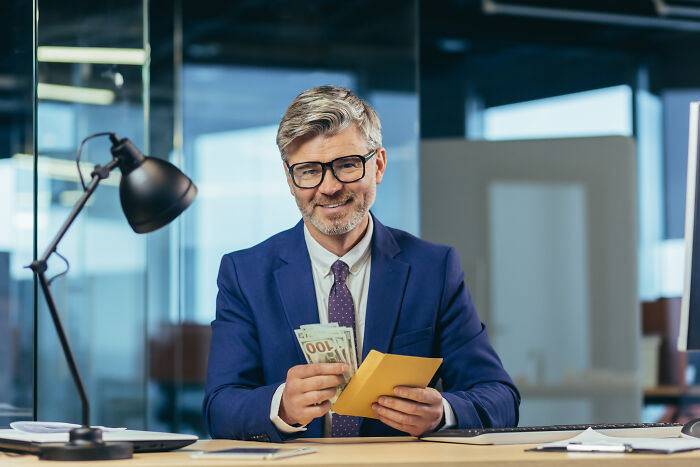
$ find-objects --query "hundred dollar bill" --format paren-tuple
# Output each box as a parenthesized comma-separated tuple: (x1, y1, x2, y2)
(297, 323, 357, 372)
(294, 322, 360, 403)
(296, 334, 348, 403)
(297, 334, 344, 365)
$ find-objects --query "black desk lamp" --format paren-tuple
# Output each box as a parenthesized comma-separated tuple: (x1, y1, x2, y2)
(27, 133, 197, 461)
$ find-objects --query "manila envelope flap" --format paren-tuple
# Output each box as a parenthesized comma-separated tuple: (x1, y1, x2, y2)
(332, 350, 443, 419)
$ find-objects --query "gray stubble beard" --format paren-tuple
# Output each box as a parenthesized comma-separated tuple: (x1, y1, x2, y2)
(297, 188, 375, 236)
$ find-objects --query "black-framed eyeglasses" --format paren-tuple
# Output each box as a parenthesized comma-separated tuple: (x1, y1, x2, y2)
(286, 150, 376, 189)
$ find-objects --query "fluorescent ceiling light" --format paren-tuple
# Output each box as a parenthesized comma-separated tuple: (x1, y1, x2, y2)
(38, 46, 147, 65)
(38, 83, 115, 106)
(13, 153, 120, 187)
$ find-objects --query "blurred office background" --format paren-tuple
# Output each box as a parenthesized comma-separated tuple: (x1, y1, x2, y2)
(2, 0, 700, 435)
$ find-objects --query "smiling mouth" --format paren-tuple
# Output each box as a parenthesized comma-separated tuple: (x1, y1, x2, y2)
(318, 199, 350, 209)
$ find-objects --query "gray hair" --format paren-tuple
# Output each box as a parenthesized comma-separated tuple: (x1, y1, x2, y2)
(276, 85, 382, 161)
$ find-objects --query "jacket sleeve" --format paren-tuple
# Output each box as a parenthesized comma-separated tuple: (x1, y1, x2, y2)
(437, 247, 521, 429)
(202, 254, 297, 442)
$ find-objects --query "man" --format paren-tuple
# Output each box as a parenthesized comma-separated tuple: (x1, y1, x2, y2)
(203, 86, 519, 442)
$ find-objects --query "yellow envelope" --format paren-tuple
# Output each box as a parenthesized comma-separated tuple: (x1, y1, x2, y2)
(332, 350, 443, 419)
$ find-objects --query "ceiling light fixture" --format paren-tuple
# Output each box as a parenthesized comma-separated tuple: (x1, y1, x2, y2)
(38, 46, 147, 65)
(38, 83, 115, 106)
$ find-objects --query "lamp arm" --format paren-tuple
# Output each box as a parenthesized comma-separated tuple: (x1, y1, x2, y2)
(34, 270, 91, 427)
(29, 157, 121, 428)
(38, 158, 120, 263)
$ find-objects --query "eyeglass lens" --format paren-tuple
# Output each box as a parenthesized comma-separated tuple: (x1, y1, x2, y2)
(292, 156, 365, 187)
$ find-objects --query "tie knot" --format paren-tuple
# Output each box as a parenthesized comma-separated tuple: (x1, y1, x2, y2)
(331, 260, 350, 283)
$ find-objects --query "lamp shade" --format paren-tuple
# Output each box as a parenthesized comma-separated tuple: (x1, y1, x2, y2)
(111, 137, 197, 233)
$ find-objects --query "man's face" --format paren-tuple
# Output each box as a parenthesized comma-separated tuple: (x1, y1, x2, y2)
(285, 125, 386, 238)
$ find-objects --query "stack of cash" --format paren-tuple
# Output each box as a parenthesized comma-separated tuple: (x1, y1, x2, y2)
(294, 323, 358, 403)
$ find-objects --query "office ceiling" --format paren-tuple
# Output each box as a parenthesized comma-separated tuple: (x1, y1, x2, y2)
(5, 0, 700, 129)
(29, 0, 700, 69)
(419, 0, 700, 105)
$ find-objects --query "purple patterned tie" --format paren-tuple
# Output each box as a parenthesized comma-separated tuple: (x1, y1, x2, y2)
(329, 260, 361, 437)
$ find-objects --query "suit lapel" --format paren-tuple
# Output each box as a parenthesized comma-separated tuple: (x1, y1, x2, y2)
(274, 221, 319, 361)
(274, 217, 410, 364)
(362, 215, 410, 361)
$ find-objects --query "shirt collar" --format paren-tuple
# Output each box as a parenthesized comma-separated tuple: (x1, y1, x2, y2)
(304, 215, 373, 277)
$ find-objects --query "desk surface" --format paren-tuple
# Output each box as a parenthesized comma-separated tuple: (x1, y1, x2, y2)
(4, 437, 700, 466)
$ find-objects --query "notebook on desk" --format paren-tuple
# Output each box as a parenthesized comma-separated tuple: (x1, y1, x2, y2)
(533, 427, 700, 454)
(0, 429, 198, 455)
(420, 422, 683, 445)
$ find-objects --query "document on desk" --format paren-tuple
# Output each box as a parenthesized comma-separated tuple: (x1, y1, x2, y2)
(534, 427, 700, 454)
(332, 350, 442, 418)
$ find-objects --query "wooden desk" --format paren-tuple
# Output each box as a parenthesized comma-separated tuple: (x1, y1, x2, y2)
(4, 437, 700, 466)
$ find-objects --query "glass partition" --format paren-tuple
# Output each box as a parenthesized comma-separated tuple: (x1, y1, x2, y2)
(16, 0, 421, 437)
(35, 0, 150, 428)
(0, 0, 35, 428)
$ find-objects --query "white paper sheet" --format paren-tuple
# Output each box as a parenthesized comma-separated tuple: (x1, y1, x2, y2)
(10, 421, 126, 433)
(537, 427, 700, 454)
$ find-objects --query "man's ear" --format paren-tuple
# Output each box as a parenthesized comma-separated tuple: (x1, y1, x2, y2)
(374, 147, 387, 184)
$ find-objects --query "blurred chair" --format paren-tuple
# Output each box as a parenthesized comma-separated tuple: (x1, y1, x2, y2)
(642, 297, 686, 387)
(149, 322, 211, 435)
(641, 297, 700, 424)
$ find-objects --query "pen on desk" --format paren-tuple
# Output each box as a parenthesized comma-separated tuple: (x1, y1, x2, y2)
(566, 442, 633, 453)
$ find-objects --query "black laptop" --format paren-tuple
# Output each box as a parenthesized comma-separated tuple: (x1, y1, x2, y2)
(0, 429, 198, 455)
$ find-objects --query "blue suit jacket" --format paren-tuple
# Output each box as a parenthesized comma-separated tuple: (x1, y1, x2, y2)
(203, 215, 520, 442)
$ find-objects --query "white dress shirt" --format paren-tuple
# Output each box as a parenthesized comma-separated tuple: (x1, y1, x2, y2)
(269, 216, 455, 435)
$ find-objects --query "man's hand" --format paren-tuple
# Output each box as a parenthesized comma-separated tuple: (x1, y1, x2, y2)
(371, 386, 444, 436)
(279, 363, 349, 426)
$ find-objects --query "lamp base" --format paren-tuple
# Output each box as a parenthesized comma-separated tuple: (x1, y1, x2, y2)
(39, 442, 133, 461)
(38, 426, 133, 461)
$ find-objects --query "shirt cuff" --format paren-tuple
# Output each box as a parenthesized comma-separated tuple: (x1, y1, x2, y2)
(439, 396, 456, 431)
(270, 383, 307, 434)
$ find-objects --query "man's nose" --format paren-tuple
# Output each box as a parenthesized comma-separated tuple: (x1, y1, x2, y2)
(318, 165, 342, 195)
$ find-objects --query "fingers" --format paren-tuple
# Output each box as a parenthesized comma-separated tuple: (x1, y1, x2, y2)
(373, 401, 422, 425)
(297, 387, 339, 406)
(375, 395, 433, 418)
(304, 400, 331, 418)
(300, 374, 346, 392)
(371, 402, 423, 436)
(371, 387, 444, 437)
(280, 364, 349, 426)
(286, 373, 345, 398)
(285, 375, 344, 408)
(285, 399, 331, 426)
(285, 364, 347, 402)
(393, 386, 443, 405)
(288, 363, 349, 379)
(281, 386, 333, 426)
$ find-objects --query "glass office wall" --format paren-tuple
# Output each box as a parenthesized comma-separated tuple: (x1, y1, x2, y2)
(34, 0, 151, 428)
(21, 0, 419, 437)
(0, 0, 35, 428)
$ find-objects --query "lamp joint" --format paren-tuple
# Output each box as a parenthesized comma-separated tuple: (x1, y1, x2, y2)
(27, 260, 47, 274)
(91, 164, 112, 180)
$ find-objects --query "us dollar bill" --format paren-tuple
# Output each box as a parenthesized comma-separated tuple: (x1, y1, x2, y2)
(294, 323, 359, 403)
(296, 334, 346, 403)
